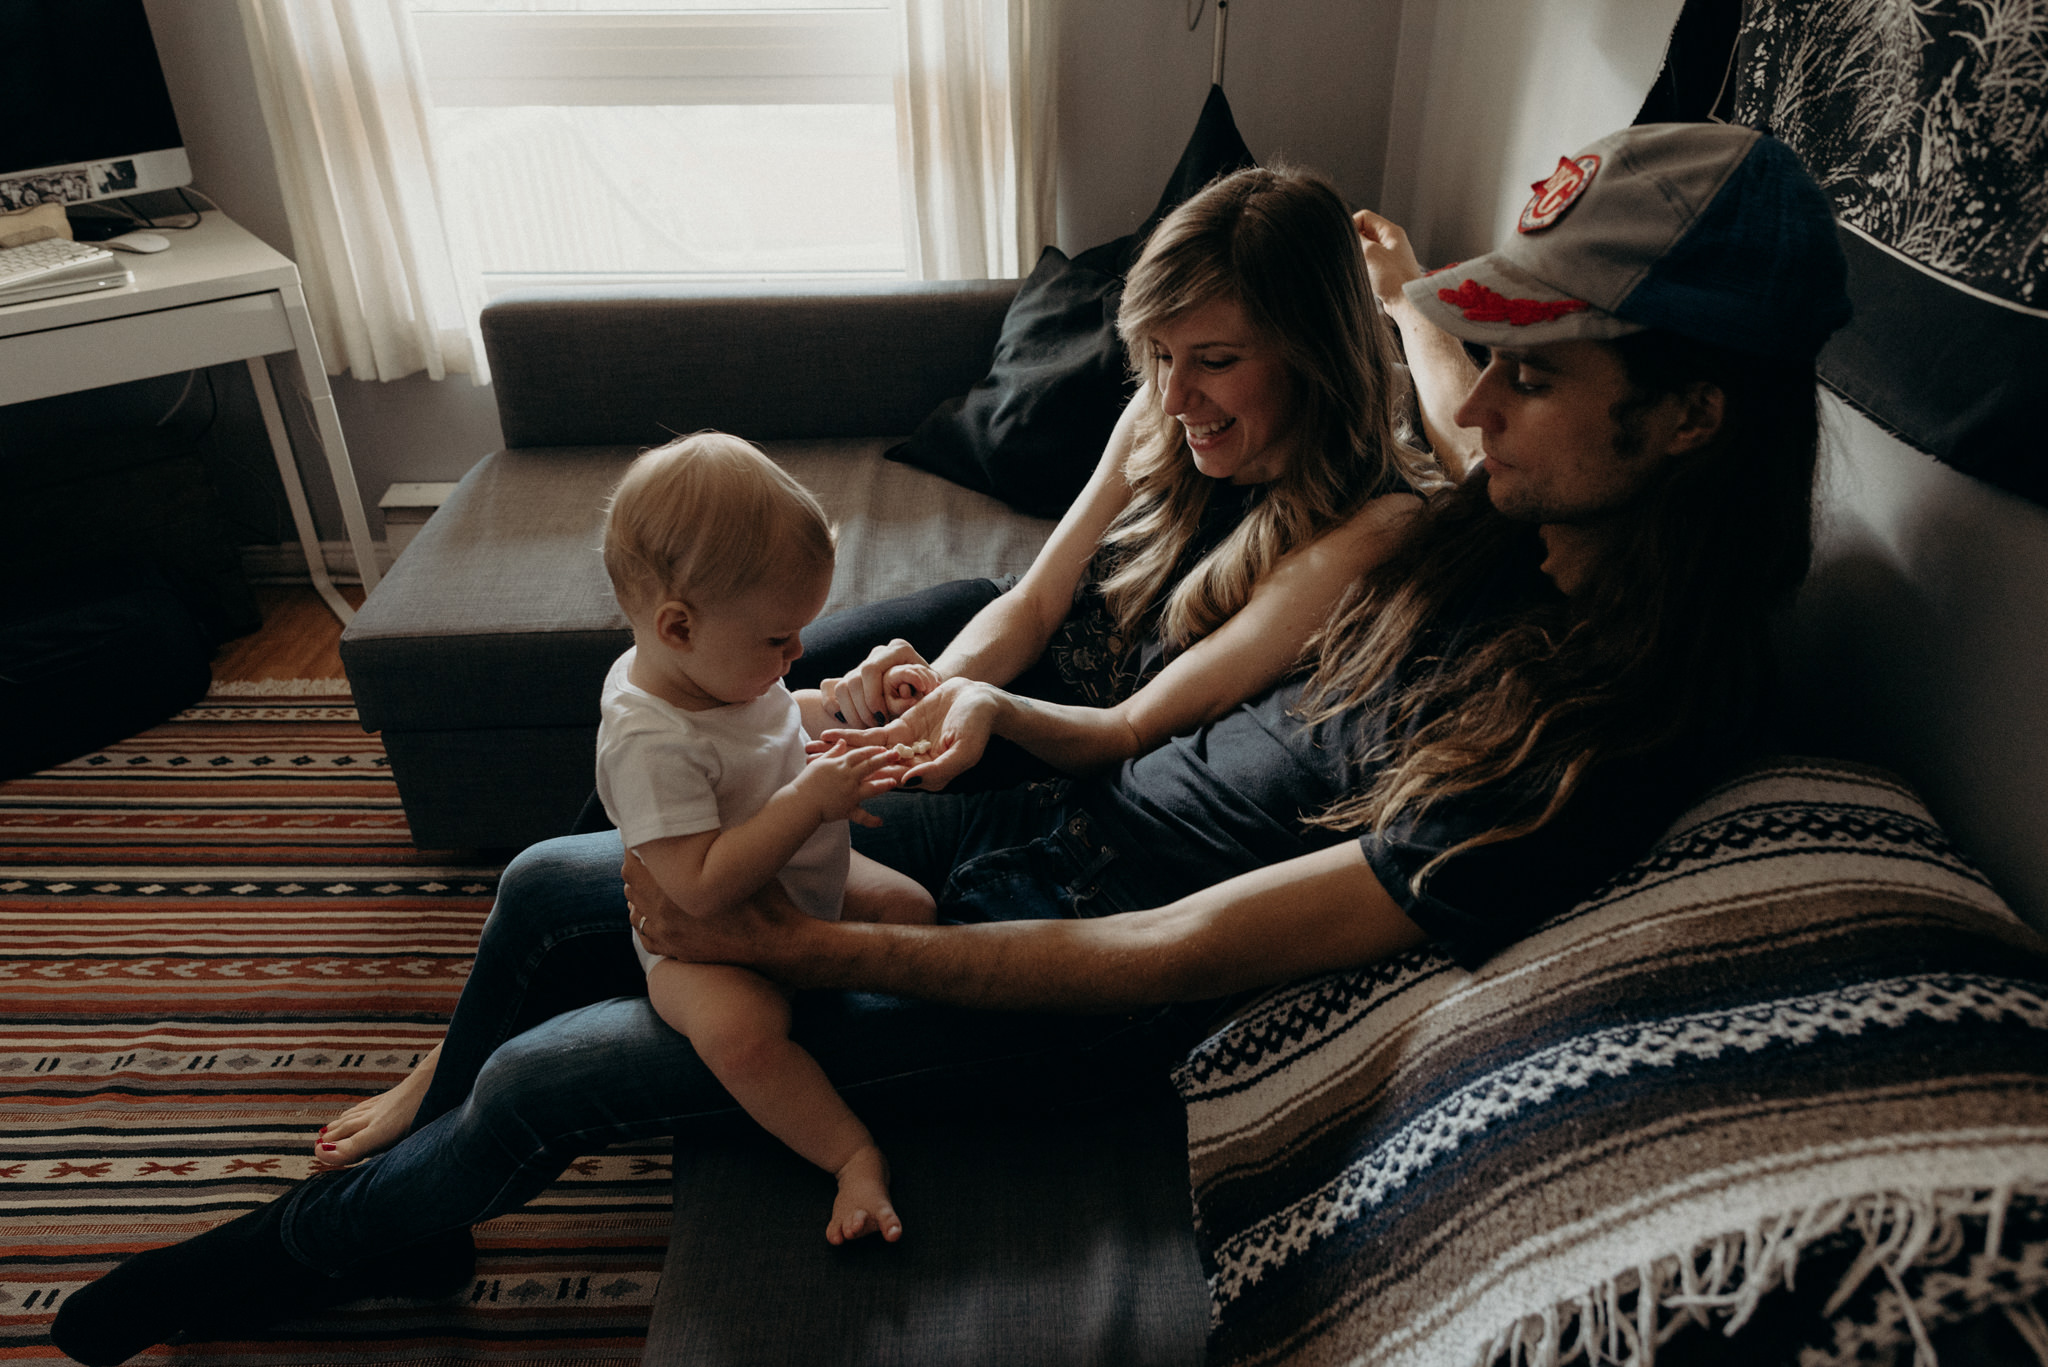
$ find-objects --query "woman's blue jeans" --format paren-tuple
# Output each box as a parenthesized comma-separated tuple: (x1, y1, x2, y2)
(277, 783, 1208, 1273)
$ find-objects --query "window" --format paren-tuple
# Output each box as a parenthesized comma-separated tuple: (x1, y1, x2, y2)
(409, 0, 905, 290)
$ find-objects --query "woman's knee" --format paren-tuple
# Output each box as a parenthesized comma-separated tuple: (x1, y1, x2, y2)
(461, 1022, 598, 1152)
(488, 833, 628, 945)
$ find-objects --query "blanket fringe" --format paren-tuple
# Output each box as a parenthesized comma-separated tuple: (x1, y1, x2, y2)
(1480, 1185, 2048, 1367)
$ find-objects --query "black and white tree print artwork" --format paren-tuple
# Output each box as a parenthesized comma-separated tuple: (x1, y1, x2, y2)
(1731, 0, 2048, 311)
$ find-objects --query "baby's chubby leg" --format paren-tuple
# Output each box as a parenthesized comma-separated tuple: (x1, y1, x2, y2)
(646, 959, 903, 1244)
(839, 850, 936, 925)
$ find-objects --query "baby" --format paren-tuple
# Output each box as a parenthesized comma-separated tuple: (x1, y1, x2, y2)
(599, 432, 934, 1244)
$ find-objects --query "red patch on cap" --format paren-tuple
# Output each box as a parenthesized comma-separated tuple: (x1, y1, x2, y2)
(1437, 278, 1590, 326)
(1519, 154, 1600, 233)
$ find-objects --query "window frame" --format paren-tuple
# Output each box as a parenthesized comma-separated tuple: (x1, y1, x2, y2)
(411, 10, 895, 107)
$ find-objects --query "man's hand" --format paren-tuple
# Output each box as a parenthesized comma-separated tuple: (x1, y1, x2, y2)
(820, 676, 1004, 792)
(818, 639, 940, 729)
(625, 852, 808, 964)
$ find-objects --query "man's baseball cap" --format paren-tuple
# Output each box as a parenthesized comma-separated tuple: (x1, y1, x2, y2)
(1403, 122, 1850, 363)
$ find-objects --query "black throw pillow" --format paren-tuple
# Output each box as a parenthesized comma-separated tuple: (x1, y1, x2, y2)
(887, 84, 1255, 518)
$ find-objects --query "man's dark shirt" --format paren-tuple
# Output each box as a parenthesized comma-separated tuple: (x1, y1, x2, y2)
(1079, 544, 1734, 967)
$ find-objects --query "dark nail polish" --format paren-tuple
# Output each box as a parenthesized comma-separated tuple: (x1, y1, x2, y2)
(904, 776, 922, 788)
(835, 711, 845, 723)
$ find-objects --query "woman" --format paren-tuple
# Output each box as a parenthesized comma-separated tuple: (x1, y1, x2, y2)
(312, 163, 1439, 1170)
(806, 166, 1436, 787)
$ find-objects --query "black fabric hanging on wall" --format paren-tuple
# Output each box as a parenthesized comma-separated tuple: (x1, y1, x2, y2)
(885, 86, 1256, 518)
(1641, 0, 2048, 510)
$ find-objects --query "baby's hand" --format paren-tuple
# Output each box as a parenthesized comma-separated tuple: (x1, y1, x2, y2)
(795, 743, 899, 824)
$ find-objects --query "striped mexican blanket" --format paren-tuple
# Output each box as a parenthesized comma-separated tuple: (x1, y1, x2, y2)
(1179, 757, 2048, 1366)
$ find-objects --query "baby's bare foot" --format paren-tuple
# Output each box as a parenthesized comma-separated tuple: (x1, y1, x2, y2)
(826, 1144, 902, 1245)
(313, 1042, 441, 1170)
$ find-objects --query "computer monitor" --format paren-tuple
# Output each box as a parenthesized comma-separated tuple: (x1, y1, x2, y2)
(0, 0, 191, 214)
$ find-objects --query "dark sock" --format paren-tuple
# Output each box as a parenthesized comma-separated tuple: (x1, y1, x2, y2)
(352, 1226, 477, 1300)
(51, 1197, 333, 1365)
(50, 1199, 475, 1366)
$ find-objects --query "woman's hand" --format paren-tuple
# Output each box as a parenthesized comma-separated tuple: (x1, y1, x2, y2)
(1354, 208, 1426, 318)
(817, 639, 941, 729)
(1355, 206, 1483, 479)
(821, 677, 1006, 792)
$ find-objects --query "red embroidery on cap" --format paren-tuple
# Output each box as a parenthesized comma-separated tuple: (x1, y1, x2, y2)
(1519, 153, 1600, 233)
(1437, 279, 1590, 326)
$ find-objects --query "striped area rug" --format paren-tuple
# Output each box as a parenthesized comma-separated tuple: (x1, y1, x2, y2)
(0, 684, 669, 1364)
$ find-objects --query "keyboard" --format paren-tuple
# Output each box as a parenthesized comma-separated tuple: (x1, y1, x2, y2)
(0, 235, 132, 306)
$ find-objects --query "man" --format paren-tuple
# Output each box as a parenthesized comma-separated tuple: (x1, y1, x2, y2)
(54, 121, 1847, 1365)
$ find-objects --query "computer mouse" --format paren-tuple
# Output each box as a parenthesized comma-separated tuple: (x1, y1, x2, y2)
(105, 231, 171, 253)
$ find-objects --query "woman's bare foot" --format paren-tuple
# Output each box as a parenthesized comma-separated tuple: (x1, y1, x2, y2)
(826, 1144, 902, 1245)
(312, 1042, 441, 1170)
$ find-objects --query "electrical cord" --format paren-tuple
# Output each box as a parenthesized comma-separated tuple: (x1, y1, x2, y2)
(71, 184, 215, 236)
(154, 370, 199, 426)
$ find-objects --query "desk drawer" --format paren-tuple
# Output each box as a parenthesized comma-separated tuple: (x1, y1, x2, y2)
(0, 291, 295, 405)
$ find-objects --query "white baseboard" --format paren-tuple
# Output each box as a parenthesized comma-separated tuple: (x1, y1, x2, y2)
(241, 541, 399, 585)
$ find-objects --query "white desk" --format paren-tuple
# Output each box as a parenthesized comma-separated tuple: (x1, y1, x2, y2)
(0, 212, 380, 623)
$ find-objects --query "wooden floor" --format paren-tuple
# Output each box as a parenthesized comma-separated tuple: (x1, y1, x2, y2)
(211, 584, 364, 686)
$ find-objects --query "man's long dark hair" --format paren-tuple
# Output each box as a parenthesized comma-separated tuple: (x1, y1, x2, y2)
(1300, 331, 1821, 883)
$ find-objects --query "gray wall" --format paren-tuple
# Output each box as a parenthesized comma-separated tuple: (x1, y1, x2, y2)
(1055, 2, 1402, 250)
(1783, 400, 2048, 931)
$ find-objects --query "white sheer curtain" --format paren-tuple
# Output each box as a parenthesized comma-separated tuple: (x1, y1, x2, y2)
(237, 0, 489, 384)
(895, 0, 1058, 281)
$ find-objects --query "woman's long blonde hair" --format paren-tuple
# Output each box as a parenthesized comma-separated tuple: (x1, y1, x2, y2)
(1099, 166, 1434, 652)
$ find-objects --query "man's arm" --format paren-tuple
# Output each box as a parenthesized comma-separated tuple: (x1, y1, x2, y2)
(630, 841, 1429, 1012)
